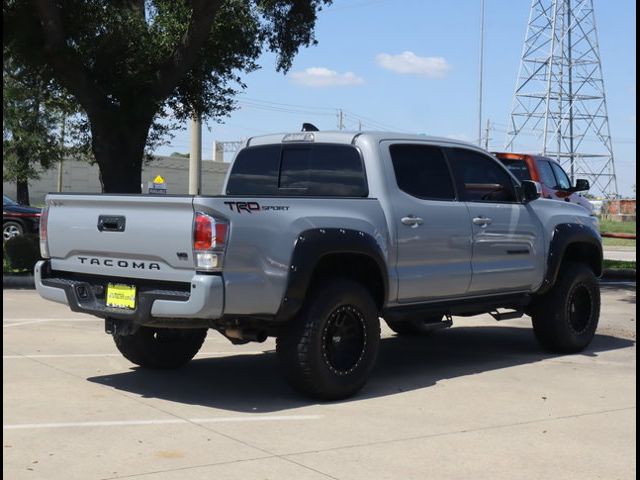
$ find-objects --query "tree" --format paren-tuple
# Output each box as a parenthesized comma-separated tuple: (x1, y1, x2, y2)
(3, 59, 65, 204)
(4, 0, 332, 193)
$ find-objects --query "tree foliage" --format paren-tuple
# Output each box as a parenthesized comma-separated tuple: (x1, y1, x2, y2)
(3, 58, 66, 204)
(4, 0, 332, 193)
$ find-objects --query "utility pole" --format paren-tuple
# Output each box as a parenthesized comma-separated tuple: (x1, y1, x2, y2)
(484, 119, 491, 150)
(189, 116, 202, 195)
(337, 109, 344, 130)
(477, 0, 485, 146)
(57, 116, 66, 192)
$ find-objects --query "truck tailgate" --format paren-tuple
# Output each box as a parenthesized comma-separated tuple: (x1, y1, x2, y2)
(46, 195, 196, 283)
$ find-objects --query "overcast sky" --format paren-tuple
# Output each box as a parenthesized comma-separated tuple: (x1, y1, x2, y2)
(154, 0, 636, 197)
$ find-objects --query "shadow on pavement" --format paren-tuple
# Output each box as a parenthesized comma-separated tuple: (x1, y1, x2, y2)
(87, 325, 635, 413)
(601, 283, 636, 304)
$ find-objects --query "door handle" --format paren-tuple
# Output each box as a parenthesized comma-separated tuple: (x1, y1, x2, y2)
(472, 216, 492, 226)
(401, 216, 424, 227)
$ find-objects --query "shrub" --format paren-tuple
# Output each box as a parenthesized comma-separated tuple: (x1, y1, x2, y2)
(4, 234, 42, 272)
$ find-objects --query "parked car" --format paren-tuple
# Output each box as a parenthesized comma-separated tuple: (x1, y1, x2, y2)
(35, 132, 602, 400)
(493, 153, 594, 214)
(3, 195, 41, 241)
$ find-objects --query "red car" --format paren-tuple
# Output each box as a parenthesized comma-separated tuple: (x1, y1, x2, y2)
(493, 152, 594, 214)
(3, 195, 41, 241)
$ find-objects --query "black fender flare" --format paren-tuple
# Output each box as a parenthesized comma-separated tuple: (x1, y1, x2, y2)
(537, 223, 603, 295)
(275, 228, 389, 321)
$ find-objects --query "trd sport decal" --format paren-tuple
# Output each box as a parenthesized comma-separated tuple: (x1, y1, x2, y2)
(224, 201, 290, 213)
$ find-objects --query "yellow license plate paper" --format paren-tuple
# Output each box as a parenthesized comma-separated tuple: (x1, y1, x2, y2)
(106, 284, 136, 309)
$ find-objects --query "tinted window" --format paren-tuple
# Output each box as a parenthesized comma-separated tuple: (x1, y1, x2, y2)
(226, 145, 281, 195)
(226, 143, 367, 197)
(499, 159, 532, 182)
(389, 144, 455, 200)
(280, 144, 367, 196)
(446, 148, 517, 202)
(536, 160, 558, 188)
(550, 162, 571, 190)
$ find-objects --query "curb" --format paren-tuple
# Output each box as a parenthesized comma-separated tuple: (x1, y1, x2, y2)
(3, 274, 35, 290)
(601, 269, 636, 281)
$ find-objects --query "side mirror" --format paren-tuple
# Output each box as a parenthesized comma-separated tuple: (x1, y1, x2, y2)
(521, 180, 541, 203)
(572, 179, 590, 192)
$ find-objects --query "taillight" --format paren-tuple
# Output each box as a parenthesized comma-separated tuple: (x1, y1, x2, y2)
(193, 212, 228, 271)
(194, 214, 213, 250)
(39, 206, 50, 258)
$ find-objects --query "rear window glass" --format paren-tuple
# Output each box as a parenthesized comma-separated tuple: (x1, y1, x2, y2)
(226, 144, 367, 197)
(499, 159, 531, 182)
(225, 145, 281, 195)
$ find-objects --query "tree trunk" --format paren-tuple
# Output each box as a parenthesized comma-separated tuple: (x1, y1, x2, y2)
(16, 179, 30, 205)
(90, 113, 152, 194)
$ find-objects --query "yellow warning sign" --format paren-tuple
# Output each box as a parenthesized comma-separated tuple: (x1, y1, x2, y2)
(153, 175, 165, 184)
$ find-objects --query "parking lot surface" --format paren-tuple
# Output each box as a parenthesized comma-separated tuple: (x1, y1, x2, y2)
(3, 284, 636, 480)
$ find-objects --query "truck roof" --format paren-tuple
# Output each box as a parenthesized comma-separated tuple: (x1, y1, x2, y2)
(245, 131, 480, 149)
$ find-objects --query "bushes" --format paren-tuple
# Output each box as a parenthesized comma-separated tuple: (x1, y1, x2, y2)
(4, 234, 42, 272)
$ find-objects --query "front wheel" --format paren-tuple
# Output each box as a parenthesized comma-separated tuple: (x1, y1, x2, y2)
(113, 326, 207, 369)
(276, 279, 380, 400)
(531, 262, 600, 353)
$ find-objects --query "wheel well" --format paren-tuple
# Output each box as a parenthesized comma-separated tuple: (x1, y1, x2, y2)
(562, 242, 602, 276)
(310, 253, 385, 310)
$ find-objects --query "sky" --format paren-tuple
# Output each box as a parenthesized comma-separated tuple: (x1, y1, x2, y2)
(154, 0, 637, 197)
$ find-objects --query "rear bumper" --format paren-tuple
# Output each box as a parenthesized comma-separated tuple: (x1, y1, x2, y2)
(34, 261, 224, 323)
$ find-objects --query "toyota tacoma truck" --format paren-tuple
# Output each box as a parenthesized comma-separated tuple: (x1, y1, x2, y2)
(35, 132, 602, 400)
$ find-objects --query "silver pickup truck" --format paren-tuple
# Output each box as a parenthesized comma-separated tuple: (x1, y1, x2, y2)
(36, 131, 603, 400)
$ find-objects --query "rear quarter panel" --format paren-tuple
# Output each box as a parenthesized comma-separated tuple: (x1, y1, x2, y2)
(194, 197, 390, 316)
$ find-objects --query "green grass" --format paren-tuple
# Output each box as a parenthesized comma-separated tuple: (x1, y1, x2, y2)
(599, 219, 637, 235)
(600, 219, 636, 247)
(603, 259, 636, 270)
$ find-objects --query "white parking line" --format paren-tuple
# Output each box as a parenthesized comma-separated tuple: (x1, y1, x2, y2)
(3, 318, 101, 328)
(2, 351, 267, 359)
(3, 415, 322, 430)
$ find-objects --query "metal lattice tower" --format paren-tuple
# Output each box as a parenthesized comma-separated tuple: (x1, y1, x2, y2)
(506, 0, 618, 197)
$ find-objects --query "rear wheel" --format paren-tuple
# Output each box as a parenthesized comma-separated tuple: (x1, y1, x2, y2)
(385, 316, 446, 336)
(113, 326, 207, 369)
(531, 262, 600, 353)
(276, 279, 380, 400)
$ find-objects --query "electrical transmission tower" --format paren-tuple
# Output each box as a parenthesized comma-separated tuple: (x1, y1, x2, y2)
(506, 0, 618, 197)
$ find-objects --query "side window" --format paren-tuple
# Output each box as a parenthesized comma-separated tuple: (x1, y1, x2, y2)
(499, 159, 532, 182)
(550, 162, 572, 190)
(537, 160, 558, 188)
(446, 148, 517, 203)
(389, 144, 456, 200)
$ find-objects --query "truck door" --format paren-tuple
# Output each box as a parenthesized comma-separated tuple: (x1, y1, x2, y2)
(382, 142, 473, 302)
(446, 147, 544, 294)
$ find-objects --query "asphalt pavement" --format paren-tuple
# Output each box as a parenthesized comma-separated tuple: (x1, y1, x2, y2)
(3, 284, 636, 480)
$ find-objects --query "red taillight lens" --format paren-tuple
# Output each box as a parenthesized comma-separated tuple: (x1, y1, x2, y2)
(214, 222, 227, 248)
(194, 213, 213, 250)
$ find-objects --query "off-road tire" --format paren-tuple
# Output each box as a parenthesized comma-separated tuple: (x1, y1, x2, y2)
(385, 316, 444, 336)
(276, 279, 380, 400)
(531, 262, 600, 353)
(113, 326, 207, 369)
